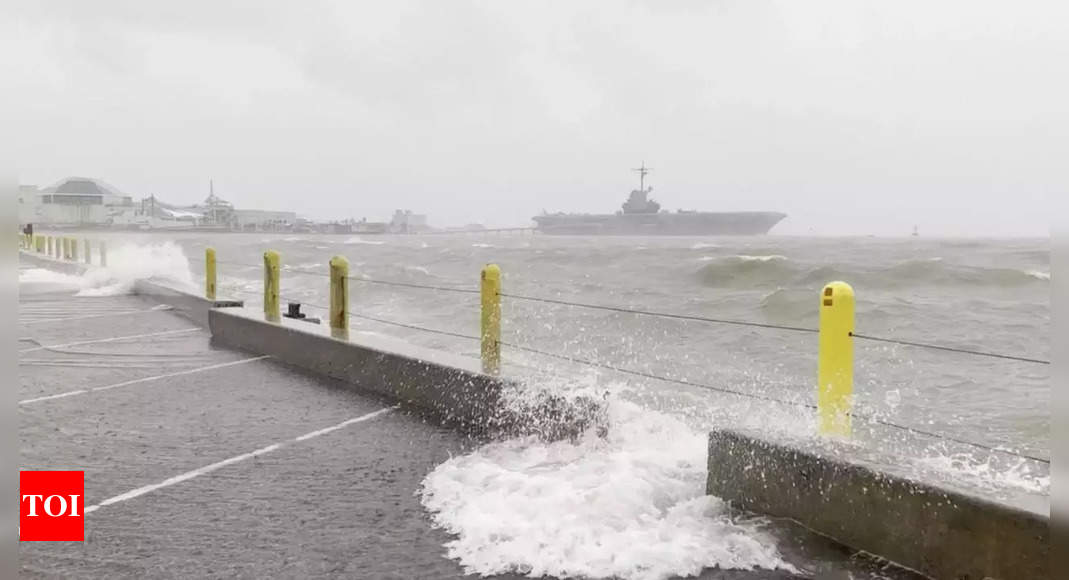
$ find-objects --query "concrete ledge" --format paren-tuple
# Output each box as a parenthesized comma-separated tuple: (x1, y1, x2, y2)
(18, 251, 89, 276)
(132, 279, 243, 328)
(707, 429, 1049, 580)
(210, 306, 603, 437)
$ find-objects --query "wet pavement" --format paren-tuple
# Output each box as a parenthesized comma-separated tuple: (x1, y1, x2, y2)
(18, 275, 916, 579)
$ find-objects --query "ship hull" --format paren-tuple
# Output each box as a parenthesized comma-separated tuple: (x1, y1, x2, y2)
(533, 211, 786, 235)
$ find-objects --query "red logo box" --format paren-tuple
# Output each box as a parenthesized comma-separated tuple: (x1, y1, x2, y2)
(20, 471, 84, 541)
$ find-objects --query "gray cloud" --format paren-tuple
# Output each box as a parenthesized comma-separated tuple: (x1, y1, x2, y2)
(2, 0, 1064, 235)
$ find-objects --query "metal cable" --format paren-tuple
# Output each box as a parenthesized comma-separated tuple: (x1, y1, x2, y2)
(206, 257, 478, 295)
(346, 276, 478, 294)
(502, 341, 1049, 464)
(234, 282, 1052, 464)
(850, 332, 1050, 365)
(861, 416, 1050, 464)
(500, 340, 817, 409)
(501, 292, 819, 334)
(346, 312, 480, 341)
(273, 292, 479, 342)
(200, 255, 1048, 363)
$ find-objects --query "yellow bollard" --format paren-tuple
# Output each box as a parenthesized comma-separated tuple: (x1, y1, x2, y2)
(818, 281, 855, 436)
(329, 256, 349, 339)
(62, 238, 69, 260)
(205, 247, 217, 300)
(83, 239, 91, 264)
(263, 250, 280, 322)
(480, 263, 502, 375)
(100, 240, 107, 267)
(70, 237, 78, 262)
(46, 236, 52, 256)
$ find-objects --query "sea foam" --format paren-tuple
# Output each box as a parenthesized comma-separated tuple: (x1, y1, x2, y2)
(420, 399, 792, 580)
(20, 241, 195, 297)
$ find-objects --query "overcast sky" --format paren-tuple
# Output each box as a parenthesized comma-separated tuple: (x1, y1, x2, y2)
(1, 1, 1064, 235)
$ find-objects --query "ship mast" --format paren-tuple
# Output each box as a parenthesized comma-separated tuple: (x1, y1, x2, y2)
(632, 162, 651, 192)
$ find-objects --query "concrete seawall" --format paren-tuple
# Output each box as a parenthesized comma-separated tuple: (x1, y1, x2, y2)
(133, 279, 242, 328)
(707, 429, 1049, 580)
(210, 306, 507, 433)
(19, 251, 90, 276)
(208, 307, 603, 437)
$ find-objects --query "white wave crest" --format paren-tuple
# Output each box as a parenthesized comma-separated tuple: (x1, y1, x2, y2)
(420, 399, 792, 580)
(21, 242, 195, 297)
(343, 237, 385, 245)
(734, 254, 787, 262)
(80, 241, 195, 296)
(1027, 270, 1050, 281)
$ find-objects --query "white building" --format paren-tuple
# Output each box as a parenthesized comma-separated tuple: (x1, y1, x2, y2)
(19, 177, 137, 227)
(233, 209, 297, 230)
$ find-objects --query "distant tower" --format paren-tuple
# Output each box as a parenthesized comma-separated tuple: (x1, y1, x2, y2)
(912, 225, 919, 237)
(632, 162, 652, 192)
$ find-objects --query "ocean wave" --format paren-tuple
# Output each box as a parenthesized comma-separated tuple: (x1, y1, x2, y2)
(343, 237, 385, 245)
(758, 288, 814, 321)
(21, 242, 196, 297)
(736, 254, 788, 262)
(283, 262, 323, 271)
(696, 255, 796, 287)
(698, 256, 1049, 289)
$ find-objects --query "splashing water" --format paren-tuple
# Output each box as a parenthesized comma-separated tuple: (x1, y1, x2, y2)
(21, 241, 196, 296)
(420, 398, 794, 580)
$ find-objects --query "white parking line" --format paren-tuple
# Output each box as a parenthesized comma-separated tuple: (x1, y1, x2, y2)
(19, 327, 200, 353)
(20, 306, 173, 326)
(18, 356, 271, 405)
(84, 406, 398, 514)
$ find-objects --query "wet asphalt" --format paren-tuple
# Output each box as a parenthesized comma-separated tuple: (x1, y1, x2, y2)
(17, 278, 916, 580)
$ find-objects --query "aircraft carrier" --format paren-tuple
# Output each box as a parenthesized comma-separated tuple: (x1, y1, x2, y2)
(533, 164, 786, 235)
